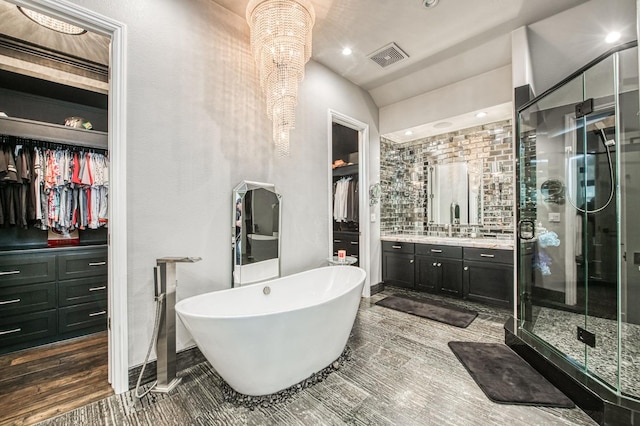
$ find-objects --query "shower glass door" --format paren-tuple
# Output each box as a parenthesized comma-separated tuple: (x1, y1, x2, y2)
(517, 53, 620, 391)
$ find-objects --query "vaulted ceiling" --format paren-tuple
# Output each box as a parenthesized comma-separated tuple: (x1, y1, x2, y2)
(2, 0, 635, 136)
(215, 0, 588, 107)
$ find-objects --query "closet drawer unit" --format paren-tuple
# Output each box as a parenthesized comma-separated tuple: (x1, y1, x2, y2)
(58, 277, 108, 307)
(463, 247, 513, 264)
(0, 309, 57, 347)
(334, 232, 359, 256)
(416, 244, 462, 259)
(57, 248, 108, 280)
(382, 241, 414, 254)
(0, 253, 56, 287)
(345, 237, 359, 255)
(58, 300, 108, 335)
(0, 282, 56, 317)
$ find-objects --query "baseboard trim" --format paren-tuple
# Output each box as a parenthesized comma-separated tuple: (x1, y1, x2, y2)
(127, 345, 206, 390)
(370, 282, 384, 295)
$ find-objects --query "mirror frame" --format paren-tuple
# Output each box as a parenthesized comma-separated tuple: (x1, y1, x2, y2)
(232, 181, 282, 287)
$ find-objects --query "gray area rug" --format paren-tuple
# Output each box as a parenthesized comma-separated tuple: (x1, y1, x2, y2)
(448, 341, 575, 408)
(375, 295, 478, 328)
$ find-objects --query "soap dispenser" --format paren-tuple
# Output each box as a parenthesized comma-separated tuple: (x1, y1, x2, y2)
(450, 202, 460, 225)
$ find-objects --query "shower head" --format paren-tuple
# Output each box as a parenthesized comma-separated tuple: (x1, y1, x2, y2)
(588, 121, 615, 147)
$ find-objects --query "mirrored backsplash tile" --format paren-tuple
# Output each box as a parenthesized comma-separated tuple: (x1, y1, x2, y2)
(380, 119, 514, 238)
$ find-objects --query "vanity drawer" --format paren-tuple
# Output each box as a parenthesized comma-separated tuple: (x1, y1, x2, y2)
(382, 241, 414, 254)
(59, 300, 108, 335)
(58, 277, 108, 307)
(57, 248, 108, 280)
(464, 247, 513, 264)
(0, 282, 56, 317)
(416, 244, 462, 259)
(0, 309, 57, 347)
(0, 253, 56, 287)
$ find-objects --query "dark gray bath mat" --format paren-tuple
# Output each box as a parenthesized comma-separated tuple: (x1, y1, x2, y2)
(448, 342, 574, 408)
(375, 295, 477, 328)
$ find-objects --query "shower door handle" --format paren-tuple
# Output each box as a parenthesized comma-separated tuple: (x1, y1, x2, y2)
(518, 219, 535, 240)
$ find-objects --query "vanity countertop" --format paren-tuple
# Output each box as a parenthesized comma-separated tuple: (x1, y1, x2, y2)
(381, 235, 514, 250)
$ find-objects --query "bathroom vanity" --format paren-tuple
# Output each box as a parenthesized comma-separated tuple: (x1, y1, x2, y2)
(382, 236, 514, 308)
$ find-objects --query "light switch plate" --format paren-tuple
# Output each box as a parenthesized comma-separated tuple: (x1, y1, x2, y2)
(548, 212, 561, 223)
(370, 213, 376, 222)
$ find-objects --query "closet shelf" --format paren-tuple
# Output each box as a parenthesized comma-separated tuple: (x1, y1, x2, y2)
(332, 163, 358, 177)
(0, 116, 107, 149)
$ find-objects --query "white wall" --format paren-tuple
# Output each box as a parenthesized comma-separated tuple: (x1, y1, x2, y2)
(67, 0, 379, 367)
(272, 60, 381, 281)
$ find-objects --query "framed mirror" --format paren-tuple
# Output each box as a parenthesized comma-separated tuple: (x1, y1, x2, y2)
(428, 159, 483, 225)
(232, 181, 281, 287)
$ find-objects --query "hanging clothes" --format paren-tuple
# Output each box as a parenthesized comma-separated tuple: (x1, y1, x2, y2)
(333, 177, 351, 222)
(333, 176, 359, 223)
(0, 139, 109, 232)
(346, 177, 358, 222)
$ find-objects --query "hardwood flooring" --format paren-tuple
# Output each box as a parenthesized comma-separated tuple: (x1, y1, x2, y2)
(0, 332, 112, 426)
(36, 289, 597, 426)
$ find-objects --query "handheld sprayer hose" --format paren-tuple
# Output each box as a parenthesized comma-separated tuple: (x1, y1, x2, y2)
(134, 293, 165, 398)
(566, 128, 615, 215)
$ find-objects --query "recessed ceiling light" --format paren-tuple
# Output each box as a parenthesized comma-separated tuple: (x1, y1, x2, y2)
(605, 31, 621, 44)
(342, 47, 352, 56)
(18, 6, 86, 35)
(434, 121, 452, 129)
(404, 130, 413, 136)
(422, 0, 440, 8)
(475, 111, 488, 118)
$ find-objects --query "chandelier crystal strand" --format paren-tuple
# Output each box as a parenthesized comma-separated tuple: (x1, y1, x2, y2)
(247, 0, 315, 157)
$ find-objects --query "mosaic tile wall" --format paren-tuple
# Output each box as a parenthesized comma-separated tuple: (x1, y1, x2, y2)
(380, 119, 514, 238)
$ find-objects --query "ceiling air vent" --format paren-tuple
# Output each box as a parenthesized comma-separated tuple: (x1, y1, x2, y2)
(368, 42, 409, 68)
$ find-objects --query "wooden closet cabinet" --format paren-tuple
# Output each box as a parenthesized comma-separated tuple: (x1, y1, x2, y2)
(0, 245, 107, 355)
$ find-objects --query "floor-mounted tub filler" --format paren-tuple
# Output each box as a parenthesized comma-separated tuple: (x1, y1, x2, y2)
(176, 266, 366, 396)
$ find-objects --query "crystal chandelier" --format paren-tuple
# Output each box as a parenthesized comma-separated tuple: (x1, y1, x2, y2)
(246, 0, 315, 156)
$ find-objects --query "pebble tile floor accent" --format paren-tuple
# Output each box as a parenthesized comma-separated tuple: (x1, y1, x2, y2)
(38, 288, 597, 425)
(530, 306, 640, 399)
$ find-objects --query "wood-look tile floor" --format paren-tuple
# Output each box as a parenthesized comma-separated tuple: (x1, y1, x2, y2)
(37, 290, 597, 425)
(0, 332, 112, 426)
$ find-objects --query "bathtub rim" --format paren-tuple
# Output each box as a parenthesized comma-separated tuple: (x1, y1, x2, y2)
(176, 265, 366, 320)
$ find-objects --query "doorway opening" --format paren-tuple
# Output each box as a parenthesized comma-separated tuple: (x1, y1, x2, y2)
(328, 110, 370, 295)
(1, 0, 128, 406)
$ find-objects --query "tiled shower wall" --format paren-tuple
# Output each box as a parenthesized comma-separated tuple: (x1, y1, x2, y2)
(380, 119, 514, 238)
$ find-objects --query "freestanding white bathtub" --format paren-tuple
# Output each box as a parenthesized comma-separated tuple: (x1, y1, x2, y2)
(175, 265, 366, 396)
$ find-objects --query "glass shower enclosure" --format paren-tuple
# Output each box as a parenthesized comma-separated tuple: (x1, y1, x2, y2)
(516, 42, 640, 403)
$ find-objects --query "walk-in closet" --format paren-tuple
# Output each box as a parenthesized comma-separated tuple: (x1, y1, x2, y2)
(331, 122, 359, 265)
(0, 2, 112, 423)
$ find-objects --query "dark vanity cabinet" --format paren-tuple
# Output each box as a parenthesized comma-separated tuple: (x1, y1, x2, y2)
(462, 248, 513, 308)
(0, 245, 107, 355)
(382, 239, 514, 308)
(416, 245, 463, 297)
(382, 241, 414, 289)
